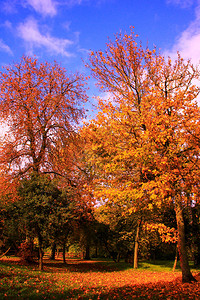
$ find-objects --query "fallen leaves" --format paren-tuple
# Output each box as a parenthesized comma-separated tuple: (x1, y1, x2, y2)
(0, 258, 199, 299)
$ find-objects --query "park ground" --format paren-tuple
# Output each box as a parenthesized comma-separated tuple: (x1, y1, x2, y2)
(0, 257, 200, 299)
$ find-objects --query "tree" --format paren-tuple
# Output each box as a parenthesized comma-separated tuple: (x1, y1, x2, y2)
(17, 173, 75, 270)
(0, 57, 98, 269)
(0, 56, 88, 182)
(94, 204, 121, 262)
(0, 192, 24, 256)
(85, 28, 200, 282)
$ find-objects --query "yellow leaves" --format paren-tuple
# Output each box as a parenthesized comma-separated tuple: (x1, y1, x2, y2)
(144, 222, 178, 244)
(83, 28, 200, 235)
(128, 207, 137, 214)
(147, 203, 153, 210)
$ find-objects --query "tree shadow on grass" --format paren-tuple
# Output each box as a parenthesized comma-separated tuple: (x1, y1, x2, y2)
(43, 258, 132, 273)
(1, 257, 132, 274)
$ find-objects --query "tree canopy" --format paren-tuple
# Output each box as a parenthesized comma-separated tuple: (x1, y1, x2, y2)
(83, 28, 200, 282)
(0, 56, 88, 181)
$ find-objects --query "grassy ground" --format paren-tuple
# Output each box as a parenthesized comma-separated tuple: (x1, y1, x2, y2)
(0, 256, 200, 299)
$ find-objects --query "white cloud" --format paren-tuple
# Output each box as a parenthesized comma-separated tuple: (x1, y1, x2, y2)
(63, 21, 71, 31)
(165, 0, 200, 105)
(2, 0, 18, 14)
(98, 92, 117, 105)
(3, 21, 12, 30)
(60, 0, 110, 7)
(17, 18, 74, 57)
(165, 0, 200, 64)
(26, 0, 57, 17)
(0, 39, 13, 55)
(166, 0, 194, 8)
(170, 23, 200, 64)
(2, 0, 57, 16)
(64, 0, 83, 5)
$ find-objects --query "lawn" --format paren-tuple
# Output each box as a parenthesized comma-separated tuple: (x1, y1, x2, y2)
(0, 257, 200, 299)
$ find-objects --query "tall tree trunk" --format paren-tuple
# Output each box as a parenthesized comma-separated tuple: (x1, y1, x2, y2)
(38, 234, 43, 271)
(50, 242, 56, 260)
(175, 199, 196, 282)
(134, 219, 141, 269)
(63, 242, 66, 264)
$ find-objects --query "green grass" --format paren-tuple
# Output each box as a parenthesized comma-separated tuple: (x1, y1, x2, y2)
(0, 257, 199, 299)
(138, 260, 179, 272)
(138, 259, 200, 272)
(89, 258, 198, 273)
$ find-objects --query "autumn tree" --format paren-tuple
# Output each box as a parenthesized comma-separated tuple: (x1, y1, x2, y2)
(0, 56, 88, 182)
(85, 28, 200, 282)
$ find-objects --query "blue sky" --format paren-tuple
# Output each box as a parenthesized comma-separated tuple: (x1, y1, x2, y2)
(0, 0, 200, 117)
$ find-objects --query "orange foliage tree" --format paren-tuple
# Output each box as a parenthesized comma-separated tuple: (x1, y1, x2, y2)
(84, 28, 200, 283)
(0, 56, 88, 182)
(0, 56, 92, 269)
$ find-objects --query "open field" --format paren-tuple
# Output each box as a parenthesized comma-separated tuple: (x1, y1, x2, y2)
(0, 257, 200, 299)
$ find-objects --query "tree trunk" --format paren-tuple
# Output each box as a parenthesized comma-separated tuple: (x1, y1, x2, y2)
(24, 234, 34, 262)
(134, 219, 141, 269)
(194, 242, 200, 267)
(63, 242, 66, 264)
(84, 245, 90, 260)
(0, 247, 11, 258)
(103, 240, 117, 262)
(95, 244, 98, 258)
(175, 199, 196, 282)
(172, 244, 178, 272)
(50, 242, 56, 260)
(38, 234, 43, 271)
(117, 252, 120, 263)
